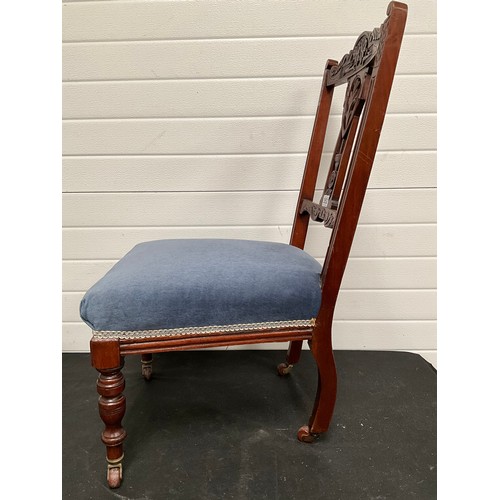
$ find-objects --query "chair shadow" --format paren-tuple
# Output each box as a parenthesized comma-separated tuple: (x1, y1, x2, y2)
(121, 350, 320, 463)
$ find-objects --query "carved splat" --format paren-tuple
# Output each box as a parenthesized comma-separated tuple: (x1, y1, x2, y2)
(301, 68, 369, 226)
(341, 73, 366, 138)
(322, 153, 341, 209)
(300, 12, 385, 229)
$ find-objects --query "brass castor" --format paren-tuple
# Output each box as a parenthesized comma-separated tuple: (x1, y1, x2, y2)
(141, 359, 153, 381)
(107, 460, 123, 488)
(297, 425, 318, 443)
(277, 362, 294, 376)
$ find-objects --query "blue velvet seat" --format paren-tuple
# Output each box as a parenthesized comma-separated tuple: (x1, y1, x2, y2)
(80, 239, 322, 336)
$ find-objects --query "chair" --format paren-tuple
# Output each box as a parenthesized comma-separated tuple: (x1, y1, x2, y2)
(81, 2, 407, 488)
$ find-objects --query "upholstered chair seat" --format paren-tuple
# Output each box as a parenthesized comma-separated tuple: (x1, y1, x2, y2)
(80, 239, 322, 337)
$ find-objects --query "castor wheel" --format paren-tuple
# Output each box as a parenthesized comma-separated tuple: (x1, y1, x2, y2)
(141, 362, 152, 381)
(107, 463, 123, 488)
(141, 356, 153, 380)
(297, 425, 318, 443)
(277, 362, 294, 376)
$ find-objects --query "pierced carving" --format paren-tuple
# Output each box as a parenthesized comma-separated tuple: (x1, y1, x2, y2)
(327, 27, 382, 86)
(302, 14, 393, 229)
(323, 154, 341, 205)
(300, 200, 337, 228)
(319, 72, 365, 213)
(341, 74, 365, 138)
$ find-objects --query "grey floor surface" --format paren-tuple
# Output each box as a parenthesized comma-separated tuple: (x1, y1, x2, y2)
(62, 350, 436, 499)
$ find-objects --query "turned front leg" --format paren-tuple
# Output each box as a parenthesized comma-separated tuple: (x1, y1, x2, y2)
(91, 338, 127, 488)
(97, 364, 127, 487)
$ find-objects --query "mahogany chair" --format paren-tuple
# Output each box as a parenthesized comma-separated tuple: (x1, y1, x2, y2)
(80, 2, 407, 488)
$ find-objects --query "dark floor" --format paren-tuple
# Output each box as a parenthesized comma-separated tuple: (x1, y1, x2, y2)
(62, 350, 436, 499)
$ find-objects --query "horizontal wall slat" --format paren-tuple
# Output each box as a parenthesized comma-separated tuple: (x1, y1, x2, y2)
(342, 258, 436, 290)
(62, 0, 436, 42)
(62, 224, 437, 260)
(62, 75, 436, 119)
(63, 323, 92, 352)
(316, 224, 437, 259)
(62, 320, 436, 352)
(62, 115, 436, 155)
(62, 36, 436, 82)
(335, 290, 436, 321)
(63, 189, 436, 227)
(63, 289, 436, 323)
(63, 151, 436, 193)
(63, 257, 436, 292)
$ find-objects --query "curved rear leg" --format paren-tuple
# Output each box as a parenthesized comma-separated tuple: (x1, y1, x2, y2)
(277, 340, 303, 376)
(297, 331, 337, 442)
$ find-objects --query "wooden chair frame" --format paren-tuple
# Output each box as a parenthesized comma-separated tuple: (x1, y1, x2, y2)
(89, 2, 407, 488)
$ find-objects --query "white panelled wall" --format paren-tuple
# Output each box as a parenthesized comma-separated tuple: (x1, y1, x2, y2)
(62, 0, 437, 366)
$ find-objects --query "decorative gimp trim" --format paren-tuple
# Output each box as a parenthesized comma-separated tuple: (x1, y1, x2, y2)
(92, 318, 315, 341)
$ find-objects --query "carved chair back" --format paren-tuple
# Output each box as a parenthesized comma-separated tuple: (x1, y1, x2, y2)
(291, 1, 407, 325)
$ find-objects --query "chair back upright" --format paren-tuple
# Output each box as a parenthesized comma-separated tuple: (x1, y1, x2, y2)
(290, 1, 408, 317)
